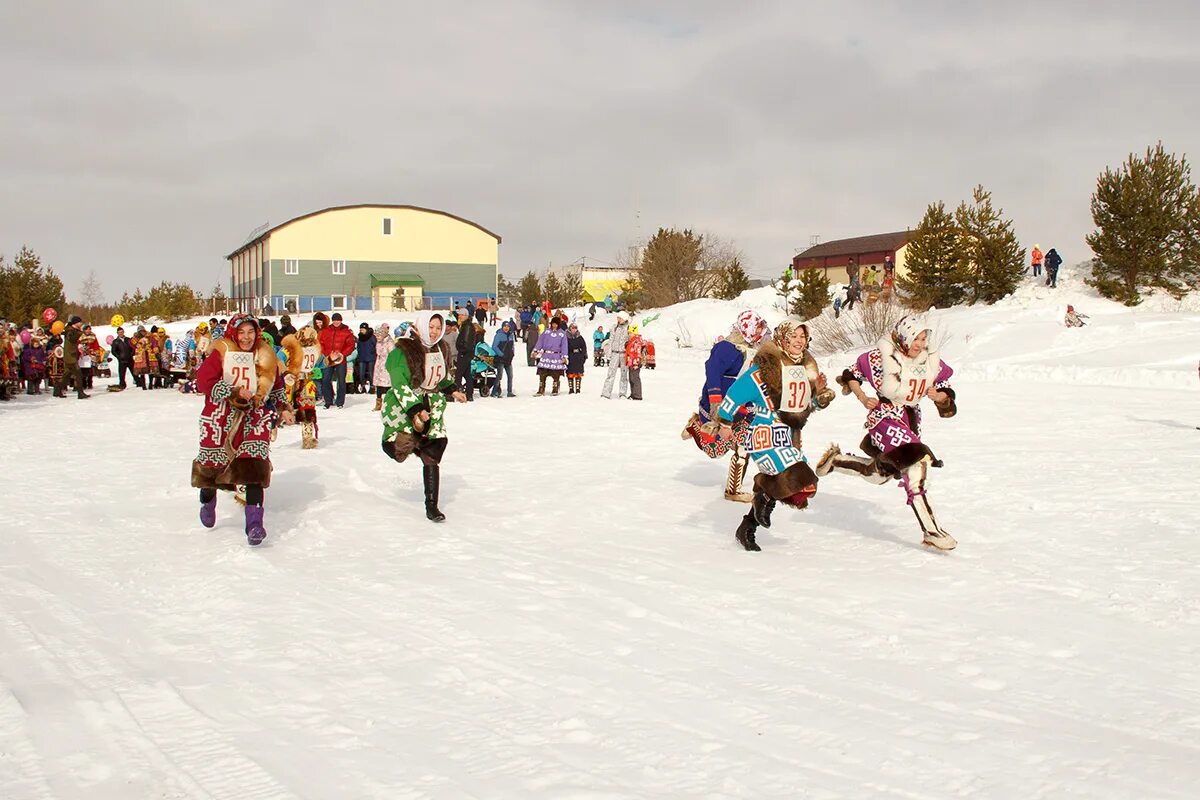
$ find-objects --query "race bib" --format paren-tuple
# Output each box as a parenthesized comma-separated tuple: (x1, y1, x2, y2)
(223, 350, 256, 395)
(301, 346, 320, 373)
(422, 351, 446, 391)
(782, 365, 811, 412)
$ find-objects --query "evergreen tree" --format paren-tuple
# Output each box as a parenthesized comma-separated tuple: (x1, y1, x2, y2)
(542, 272, 564, 308)
(557, 269, 583, 307)
(715, 257, 751, 300)
(0, 246, 66, 323)
(955, 185, 1025, 304)
(639, 227, 708, 307)
(516, 271, 541, 306)
(618, 274, 643, 313)
(790, 267, 831, 320)
(1086, 142, 1200, 304)
(497, 274, 518, 306)
(897, 202, 967, 309)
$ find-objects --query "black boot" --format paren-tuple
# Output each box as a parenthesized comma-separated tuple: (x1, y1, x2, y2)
(752, 491, 776, 528)
(423, 464, 446, 522)
(736, 513, 761, 551)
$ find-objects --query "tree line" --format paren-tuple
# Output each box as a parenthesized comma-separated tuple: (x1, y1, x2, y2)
(0, 248, 226, 325)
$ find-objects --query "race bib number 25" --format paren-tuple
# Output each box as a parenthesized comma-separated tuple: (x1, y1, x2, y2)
(224, 351, 255, 394)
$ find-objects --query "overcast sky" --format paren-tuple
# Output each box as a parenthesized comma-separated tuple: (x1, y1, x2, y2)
(2, 0, 1197, 299)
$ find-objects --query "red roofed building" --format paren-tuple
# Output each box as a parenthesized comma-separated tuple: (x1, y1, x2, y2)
(792, 230, 912, 285)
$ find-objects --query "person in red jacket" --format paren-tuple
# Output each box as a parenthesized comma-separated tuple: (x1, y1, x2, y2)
(317, 311, 356, 408)
(625, 324, 645, 401)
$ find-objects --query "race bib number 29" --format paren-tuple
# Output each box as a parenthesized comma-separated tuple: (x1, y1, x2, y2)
(224, 351, 255, 394)
(301, 346, 320, 373)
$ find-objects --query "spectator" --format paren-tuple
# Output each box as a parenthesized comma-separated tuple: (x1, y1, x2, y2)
(111, 326, 134, 390)
(491, 320, 517, 397)
(454, 307, 478, 401)
(846, 256, 860, 289)
(475, 304, 487, 326)
(54, 315, 88, 399)
(884, 254, 895, 279)
(592, 325, 607, 366)
(843, 283, 861, 312)
(519, 305, 533, 340)
(278, 314, 297, 338)
(625, 323, 645, 401)
(355, 322, 377, 395)
(443, 317, 460, 356)
(317, 311, 355, 408)
(601, 312, 631, 399)
(372, 322, 393, 412)
(78, 324, 98, 390)
(1031, 244, 1043, 278)
(534, 317, 568, 396)
(21, 329, 47, 394)
(1045, 247, 1062, 288)
(566, 322, 588, 394)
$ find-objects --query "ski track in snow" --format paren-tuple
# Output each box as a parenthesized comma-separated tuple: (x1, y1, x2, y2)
(2, 299, 1200, 798)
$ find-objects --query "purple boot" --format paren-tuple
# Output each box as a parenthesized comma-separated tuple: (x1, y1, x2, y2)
(200, 497, 217, 528)
(244, 505, 267, 546)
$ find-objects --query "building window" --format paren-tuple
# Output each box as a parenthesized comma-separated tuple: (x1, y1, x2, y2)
(332, 259, 346, 275)
(331, 295, 348, 310)
(383, 218, 392, 235)
(285, 259, 299, 275)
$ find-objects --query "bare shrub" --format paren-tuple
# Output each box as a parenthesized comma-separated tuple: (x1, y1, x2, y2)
(807, 297, 907, 356)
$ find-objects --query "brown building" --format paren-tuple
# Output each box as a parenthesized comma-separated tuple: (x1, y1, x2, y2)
(792, 230, 912, 285)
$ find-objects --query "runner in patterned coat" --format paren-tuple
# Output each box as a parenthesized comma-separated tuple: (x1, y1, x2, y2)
(380, 311, 467, 522)
(817, 314, 959, 550)
(190, 314, 290, 545)
(715, 320, 835, 551)
(681, 310, 771, 502)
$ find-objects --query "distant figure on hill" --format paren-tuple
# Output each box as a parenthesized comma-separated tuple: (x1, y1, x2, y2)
(1064, 305, 1088, 328)
(1030, 244, 1044, 278)
(1044, 248, 1062, 288)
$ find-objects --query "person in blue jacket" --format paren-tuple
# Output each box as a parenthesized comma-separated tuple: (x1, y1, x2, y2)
(592, 325, 608, 367)
(681, 310, 770, 502)
(490, 320, 517, 397)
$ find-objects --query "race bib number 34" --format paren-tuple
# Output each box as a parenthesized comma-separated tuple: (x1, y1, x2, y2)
(224, 351, 256, 394)
(782, 365, 811, 412)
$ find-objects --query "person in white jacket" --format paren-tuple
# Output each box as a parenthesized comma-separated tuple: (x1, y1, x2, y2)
(600, 312, 631, 399)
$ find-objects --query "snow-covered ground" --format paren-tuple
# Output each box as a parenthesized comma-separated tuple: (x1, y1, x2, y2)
(2, 267, 1199, 799)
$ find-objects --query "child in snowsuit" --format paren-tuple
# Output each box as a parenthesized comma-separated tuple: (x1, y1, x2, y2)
(1064, 305, 1088, 327)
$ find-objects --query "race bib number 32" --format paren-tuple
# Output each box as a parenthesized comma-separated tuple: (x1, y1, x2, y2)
(224, 351, 255, 394)
(782, 365, 811, 412)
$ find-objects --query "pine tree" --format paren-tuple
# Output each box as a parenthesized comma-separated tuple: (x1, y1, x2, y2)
(497, 274, 518, 306)
(955, 185, 1025, 304)
(639, 227, 707, 307)
(558, 269, 583, 307)
(516, 271, 541, 306)
(618, 274, 643, 313)
(542, 272, 564, 308)
(1086, 142, 1200, 304)
(897, 202, 967, 309)
(791, 267, 831, 320)
(0, 246, 66, 323)
(715, 257, 751, 300)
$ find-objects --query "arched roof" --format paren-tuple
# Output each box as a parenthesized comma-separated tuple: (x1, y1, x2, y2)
(226, 204, 502, 259)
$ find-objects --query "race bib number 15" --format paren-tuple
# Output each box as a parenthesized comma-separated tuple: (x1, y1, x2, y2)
(224, 351, 255, 394)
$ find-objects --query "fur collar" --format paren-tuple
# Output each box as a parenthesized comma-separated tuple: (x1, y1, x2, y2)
(211, 338, 279, 402)
(875, 336, 938, 404)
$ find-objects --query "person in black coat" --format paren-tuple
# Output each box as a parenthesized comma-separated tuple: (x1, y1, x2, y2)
(565, 322, 588, 395)
(489, 320, 517, 397)
(278, 315, 297, 338)
(355, 323, 377, 394)
(454, 308, 478, 401)
(1044, 247, 1063, 288)
(110, 326, 135, 390)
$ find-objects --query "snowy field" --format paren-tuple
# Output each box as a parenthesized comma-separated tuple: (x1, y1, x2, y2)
(2, 273, 1199, 799)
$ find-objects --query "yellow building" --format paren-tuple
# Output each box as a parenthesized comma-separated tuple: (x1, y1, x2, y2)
(226, 204, 501, 314)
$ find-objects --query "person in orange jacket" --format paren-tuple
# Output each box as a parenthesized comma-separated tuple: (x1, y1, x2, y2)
(644, 339, 656, 370)
(1031, 244, 1044, 278)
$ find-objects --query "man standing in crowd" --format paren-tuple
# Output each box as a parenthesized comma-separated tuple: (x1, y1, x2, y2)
(110, 326, 134, 390)
(54, 315, 88, 399)
(318, 312, 355, 408)
(490, 319, 517, 397)
(454, 307, 478, 401)
(278, 314, 297, 338)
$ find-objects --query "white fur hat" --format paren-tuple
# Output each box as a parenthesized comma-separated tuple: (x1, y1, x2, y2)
(893, 315, 930, 350)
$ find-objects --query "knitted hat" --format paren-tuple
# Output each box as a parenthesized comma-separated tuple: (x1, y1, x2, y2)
(892, 315, 929, 351)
